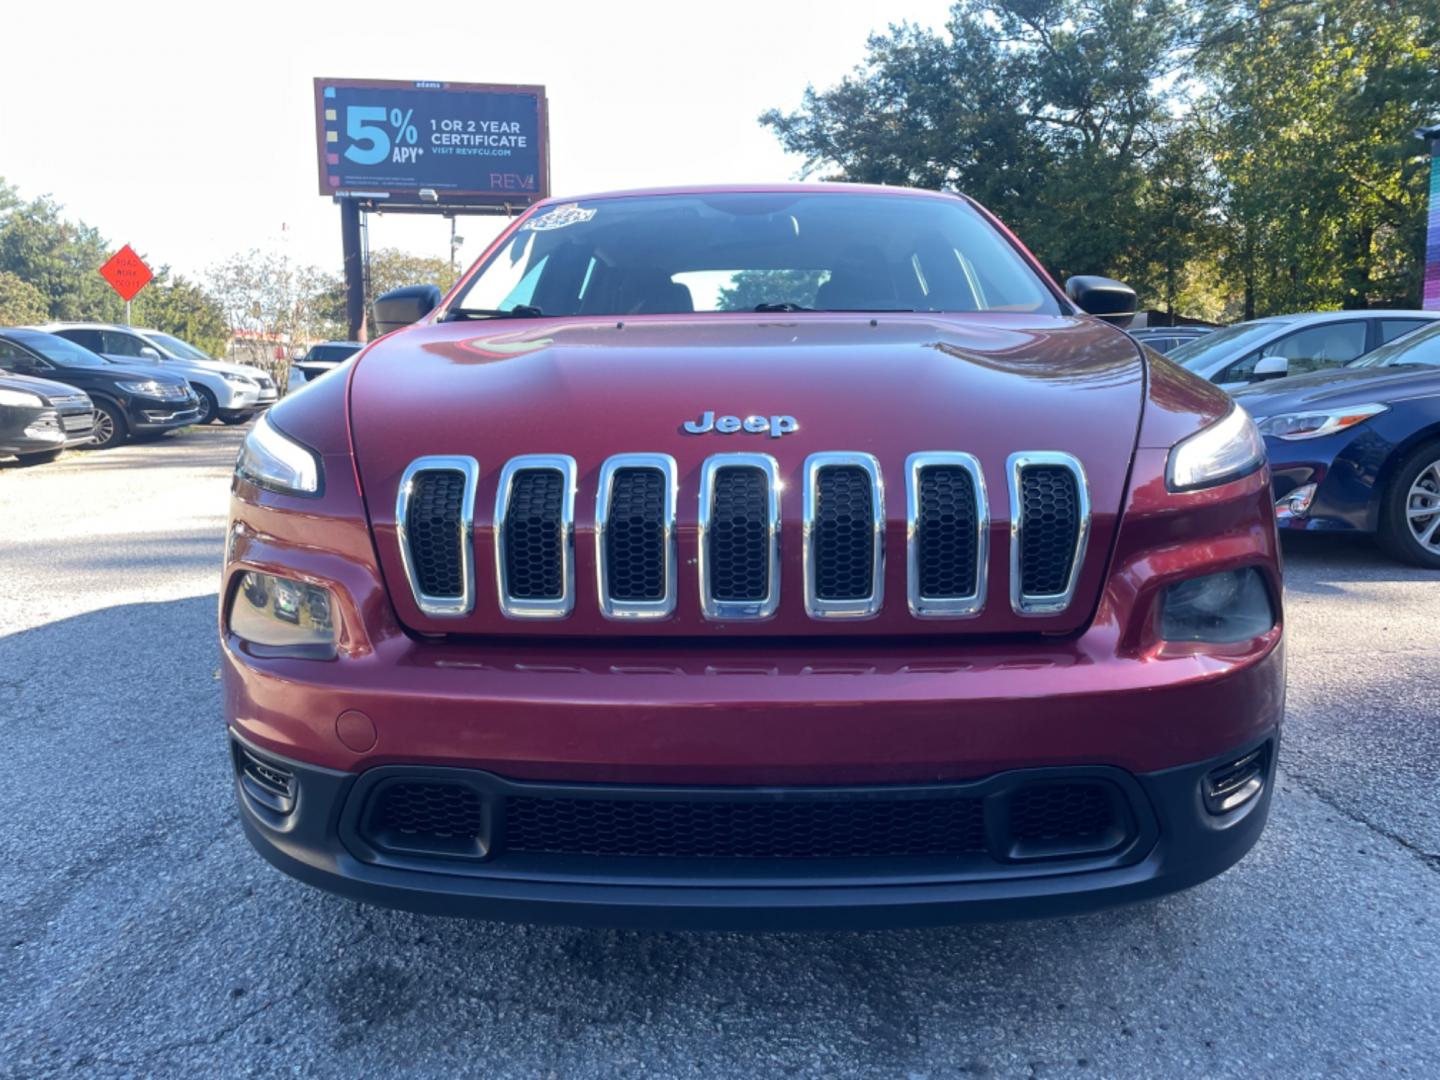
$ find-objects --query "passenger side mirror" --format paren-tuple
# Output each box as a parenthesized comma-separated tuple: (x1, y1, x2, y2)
(1064, 276, 1137, 327)
(373, 284, 442, 336)
(138, 346, 162, 360)
(1252, 354, 1289, 380)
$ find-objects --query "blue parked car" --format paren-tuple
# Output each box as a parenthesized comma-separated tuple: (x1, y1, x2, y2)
(1232, 320, 1440, 567)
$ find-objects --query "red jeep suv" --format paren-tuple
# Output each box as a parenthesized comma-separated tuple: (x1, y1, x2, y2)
(222, 185, 1283, 929)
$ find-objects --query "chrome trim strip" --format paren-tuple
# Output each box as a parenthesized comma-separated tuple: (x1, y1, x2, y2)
(493, 455, 577, 620)
(595, 453, 678, 620)
(1006, 451, 1090, 616)
(395, 455, 480, 618)
(803, 451, 885, 620)
(905, 452, 988, 618)
(697, 453, 781, 621)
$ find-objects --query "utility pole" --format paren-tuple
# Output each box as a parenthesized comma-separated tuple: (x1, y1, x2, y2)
(340, 199, 366, 341)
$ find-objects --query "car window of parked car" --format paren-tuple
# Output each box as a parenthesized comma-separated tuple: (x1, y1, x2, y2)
(1170, 320, 1290, 372)
(101, 330, 147, 356)
(0, 339, 47, 372)
(143, 332, 214, 361)
(11, 331, 112, 368)
(450, 192, 1062, 318)
(1378, 319, 1430, 345)
(57, 328, 105, 353)
(1222, 320, 1368, 383)
(1350, 320, 1440, 368)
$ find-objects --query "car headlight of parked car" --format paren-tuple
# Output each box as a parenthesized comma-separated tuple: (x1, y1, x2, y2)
(1161, 568, 1274, 644)
(224, 374, 258, 387)
(116, 379, 169, 397)
(0, 388, 46, 407)
(235, 413, 321, 495)
(1252, 403, 1389, 441)
(1166, 405, 1266, 491)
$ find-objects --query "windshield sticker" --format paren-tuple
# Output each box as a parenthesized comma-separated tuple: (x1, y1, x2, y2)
(521, 203, 596, 231)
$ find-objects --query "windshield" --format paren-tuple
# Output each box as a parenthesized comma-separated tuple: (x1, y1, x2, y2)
(1170, 320, 1292, 371)
(11, 330, 112, 368)
(1349, 321, 1440, 368)
(450, 192, 1061, 319)
(143, 331, 213, 361)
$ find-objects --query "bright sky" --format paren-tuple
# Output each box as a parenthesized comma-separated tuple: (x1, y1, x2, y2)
(0, 0, 956, 282)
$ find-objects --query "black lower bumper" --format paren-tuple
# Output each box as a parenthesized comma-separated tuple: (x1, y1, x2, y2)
(232, 734, 1277, 931)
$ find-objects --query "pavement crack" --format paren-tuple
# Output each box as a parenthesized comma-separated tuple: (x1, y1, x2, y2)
(1280, 766, 1440, 874)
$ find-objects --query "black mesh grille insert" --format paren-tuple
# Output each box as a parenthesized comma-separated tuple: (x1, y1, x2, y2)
(813, 465, 874, 600)
(709, 467, 770, 602)
(1018, 465, 1080, 597)
(917, 466, 979, 598)
(504, 794, 987, 859)
(1008, 783, 1115, 843)
(503, 469, 564, 600)
(405, 470, 467, 598)
(605, 468, 666, 601)
(374, 783, 485, 841)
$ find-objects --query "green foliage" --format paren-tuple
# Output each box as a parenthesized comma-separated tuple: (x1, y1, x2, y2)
(762, 0, 1440, 317)
(0, 180, 125, 321)
(716, 269, 831, 310)
(130, 275, 230, 357)
(0, 270, 49, 325)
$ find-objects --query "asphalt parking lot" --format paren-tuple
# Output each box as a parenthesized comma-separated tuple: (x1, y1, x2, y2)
(2, 427, 1438, 1078)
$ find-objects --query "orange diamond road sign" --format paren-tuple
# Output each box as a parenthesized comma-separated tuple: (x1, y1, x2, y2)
(99, 245, 153, 303)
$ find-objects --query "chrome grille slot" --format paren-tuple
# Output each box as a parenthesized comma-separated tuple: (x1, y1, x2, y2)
(596, 454, 677, 619)
(1007, 452, 1089, 615)
(698, 454, 780, 620)
(906, 452, 988, 618)
(804, 452, 884, 619)
(494, 455, 577, 620)
(396, 456, 479, 618)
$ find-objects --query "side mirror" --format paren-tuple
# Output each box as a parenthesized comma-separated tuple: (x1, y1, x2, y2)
(138, 346, 162, 360)
(1064, 275, 1137, 327)
(374, 284, 442, 335)
(1252, 354, 1289, 380)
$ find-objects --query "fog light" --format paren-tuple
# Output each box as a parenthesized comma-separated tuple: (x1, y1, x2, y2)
(1204, 746, 1267, 814)
(229, 571, 336, 656)
(1275, 483, 1316, 522)
(1161, 568, 1274, 643)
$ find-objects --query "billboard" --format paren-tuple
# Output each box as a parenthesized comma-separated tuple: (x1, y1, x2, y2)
(314, 78, 548, 207)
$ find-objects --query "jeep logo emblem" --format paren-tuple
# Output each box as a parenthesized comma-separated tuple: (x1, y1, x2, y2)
(683, 411, 798, 438)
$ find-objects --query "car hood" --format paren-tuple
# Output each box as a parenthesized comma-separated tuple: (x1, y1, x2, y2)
(1233, 364, 1440, 416)
(349, 313, 1146, 638)
(0, 372, 90, 403)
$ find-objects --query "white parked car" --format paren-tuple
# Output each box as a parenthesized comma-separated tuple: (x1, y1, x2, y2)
(43, 323, 279, 425)
(288, 341, 363, 390)
(1169, 310, 1440, 392)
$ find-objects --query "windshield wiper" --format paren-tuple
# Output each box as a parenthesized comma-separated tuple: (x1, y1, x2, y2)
(812, 307, 915, 313)
(443, 304, 544, 321)
(754, 302, 811, 313)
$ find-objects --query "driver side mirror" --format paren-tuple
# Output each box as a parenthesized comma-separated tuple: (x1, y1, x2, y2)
(374, 284, 442, 336)
(1064, 276, 1137, 327)
(1252, 354, 1289, 381)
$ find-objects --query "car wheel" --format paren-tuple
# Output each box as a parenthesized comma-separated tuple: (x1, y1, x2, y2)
(14, 448, 63, 466)
(1379, 440, 1440, 569)
(192, 385, 218, 425)
(85, 401, 128, 450)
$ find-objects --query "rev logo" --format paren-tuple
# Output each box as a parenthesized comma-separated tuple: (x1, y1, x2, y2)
(683, 412, 799, 438)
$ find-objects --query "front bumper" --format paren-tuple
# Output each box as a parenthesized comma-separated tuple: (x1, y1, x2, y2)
(232, 731, 1277, 930)
(131, 398, 203, 430)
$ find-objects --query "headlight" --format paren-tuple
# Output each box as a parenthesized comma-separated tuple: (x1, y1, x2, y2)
(1254, 403, 1388, 441)
(1167, 406, 1266, 492)
(116, 379, 166, 396)
(229, 571, 335, 655)
(1161, 568, 1275, 643)
(224, 374, 257, 387)
(0, 388, 45, 407)
(235, 414, 321, 495)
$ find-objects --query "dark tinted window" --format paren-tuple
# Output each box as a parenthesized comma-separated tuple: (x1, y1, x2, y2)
(8, 331, 111, 368)
(1378, 319, 1429, 345)
(57, 328, 105, 353)
(452, 192, 1061, 318)
(102, 330, 148, 356)
(0, 338, 47, 371)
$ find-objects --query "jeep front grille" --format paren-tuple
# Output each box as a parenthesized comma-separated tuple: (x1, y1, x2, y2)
(1008, 452, 1090, 615)
(494, 455, 576, 619)
(392, 450, 1092, 622)
(396, 456, 479, 617)
(698, 454, 780, 620)
(803, 452, 884, 619)
(595, 454, 677, 619)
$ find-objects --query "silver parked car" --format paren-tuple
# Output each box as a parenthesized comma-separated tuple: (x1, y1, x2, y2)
(1168, 310, 1440, 391)
(43, 323, 279, 425)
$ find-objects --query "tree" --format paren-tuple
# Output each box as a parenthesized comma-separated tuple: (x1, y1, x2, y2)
(0, 270, 48, 325)
(715, 269, 830, 311)
(0, 185, 125, 320)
